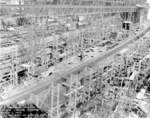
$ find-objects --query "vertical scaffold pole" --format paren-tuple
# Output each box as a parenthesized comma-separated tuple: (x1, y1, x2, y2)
(69, 74, 73, 112)
(11, 54, 15, 87)
(73, 74, 78, 118)
(88, 67, 92, 101)
(49, 81, 54, 118)
(56, 84, 60, 118)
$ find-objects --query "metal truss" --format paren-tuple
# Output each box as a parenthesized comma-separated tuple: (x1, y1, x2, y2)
(0, 5, 137, 18)
(0, 25, 150, 106)
(0, 1, 149, 117)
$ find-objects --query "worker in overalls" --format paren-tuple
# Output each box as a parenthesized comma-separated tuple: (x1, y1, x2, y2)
(78, 43, 84, 61)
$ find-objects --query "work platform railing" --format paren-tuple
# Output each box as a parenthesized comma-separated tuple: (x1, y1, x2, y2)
(0, 23, 150, 106)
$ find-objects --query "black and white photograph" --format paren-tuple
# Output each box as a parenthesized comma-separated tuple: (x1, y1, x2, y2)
(0, 0, 150, 118)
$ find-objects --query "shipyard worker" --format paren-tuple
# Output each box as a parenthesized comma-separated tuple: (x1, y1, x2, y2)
(78, 51, 84, 61)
